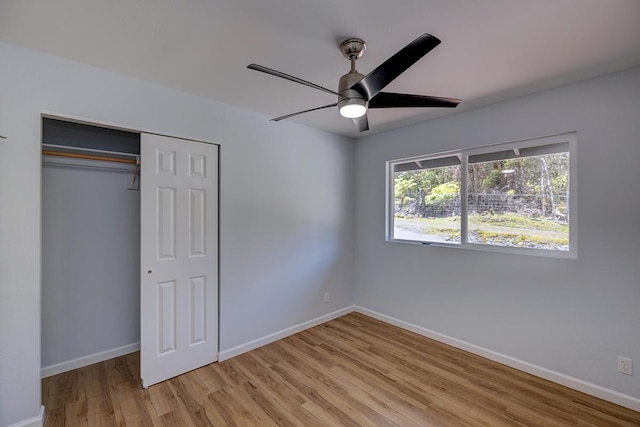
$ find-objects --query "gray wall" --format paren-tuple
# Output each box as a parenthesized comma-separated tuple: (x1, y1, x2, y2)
(41, 159, 140, 368)
(0, 41, 355, 426)
(355, 67, 640, 398)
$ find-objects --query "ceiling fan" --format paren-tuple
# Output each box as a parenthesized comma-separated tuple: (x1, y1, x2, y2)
(248, 33, 461, 132)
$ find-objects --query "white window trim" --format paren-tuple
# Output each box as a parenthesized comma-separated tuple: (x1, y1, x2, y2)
(386, 132, 577, 259)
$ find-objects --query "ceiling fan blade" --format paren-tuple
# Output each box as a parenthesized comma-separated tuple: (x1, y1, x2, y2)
(352, 114, 369, 132)
(271, 103, 338, 121)
(248, 64, 341, 97)
(369, 92, 461, 109)
(351, 34, 441, 100)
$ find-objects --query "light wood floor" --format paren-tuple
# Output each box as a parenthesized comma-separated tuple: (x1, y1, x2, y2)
(42, 312, 640, 426)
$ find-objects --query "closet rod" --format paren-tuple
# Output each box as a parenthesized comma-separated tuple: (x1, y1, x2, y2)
(42, 150, 137, 165)
(42, 143, 139, 158)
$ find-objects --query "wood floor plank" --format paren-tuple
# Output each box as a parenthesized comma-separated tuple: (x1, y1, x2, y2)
(330, 364, 446, 427)
(269, 361, 366, 426)
(326, 366, 429, 427)
(313, 335, 439, 410)
(43, 313, 640, 426)
(114, 381, 155, 426)
(146, 382, 180, 417)
(169, 375, 218, 426)
(230, 353, 306, 412)
(289, 402, 328, 427)
(274, 351, 401, 427)
(207, 385, 277, 427)
(193, 363, 227, 394)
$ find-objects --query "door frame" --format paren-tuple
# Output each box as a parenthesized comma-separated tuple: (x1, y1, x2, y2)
(39, 111, 221, 379)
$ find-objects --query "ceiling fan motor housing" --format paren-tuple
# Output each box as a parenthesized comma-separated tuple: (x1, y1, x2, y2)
(338, 71, 368, 112)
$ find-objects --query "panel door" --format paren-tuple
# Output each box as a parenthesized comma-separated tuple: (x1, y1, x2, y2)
(140, 133, 218, 388)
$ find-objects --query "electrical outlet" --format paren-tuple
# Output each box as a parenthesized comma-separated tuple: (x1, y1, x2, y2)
(324, 292, 331, 303)
(617, 356, 633, 375)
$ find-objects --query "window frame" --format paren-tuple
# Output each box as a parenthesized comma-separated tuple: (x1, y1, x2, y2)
(386, 132, 577, 259)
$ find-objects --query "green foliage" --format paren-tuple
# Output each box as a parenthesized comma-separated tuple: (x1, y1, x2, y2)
(394, 166, 461, 216)
(425, 227, 460, 240)
(426, 181, 459, 205)
(395, 152, 569, 221)
(394, 176, 417, 205)
(482, 169, 502, 189)
(469, 212, 568, 232)
(472, 229, 569, 247)
(551, 174, 568, 195)
(421, 181, 460, 217)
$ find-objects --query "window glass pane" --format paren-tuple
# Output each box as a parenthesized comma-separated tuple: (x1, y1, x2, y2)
(467, 151, 569, 250)
(393, 163, 461, 243)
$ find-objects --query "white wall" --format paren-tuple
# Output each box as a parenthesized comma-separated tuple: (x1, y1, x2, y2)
(41, 159, 140, 368)
(355, 67, 640, 399)
(0, 41, 355, 426)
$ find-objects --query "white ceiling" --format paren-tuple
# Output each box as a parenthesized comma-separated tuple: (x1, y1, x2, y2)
(1, 0, 639, 138)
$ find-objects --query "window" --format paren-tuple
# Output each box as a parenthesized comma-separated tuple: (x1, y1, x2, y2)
(387, 133, 577, 258)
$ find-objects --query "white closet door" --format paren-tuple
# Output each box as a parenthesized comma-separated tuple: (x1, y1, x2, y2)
(140, 133, 218, 388)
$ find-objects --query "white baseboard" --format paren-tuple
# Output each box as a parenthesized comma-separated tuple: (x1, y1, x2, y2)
(219, 306, 356, 361)
(8, 405, 44, 427)
(355, 306, 640, 413)
(41, 342, 140, 378)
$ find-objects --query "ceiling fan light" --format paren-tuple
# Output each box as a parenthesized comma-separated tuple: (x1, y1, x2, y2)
(339, 98, 367, 118)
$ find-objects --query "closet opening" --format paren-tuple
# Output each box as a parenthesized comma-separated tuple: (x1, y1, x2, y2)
(41, 118, 142, 377)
